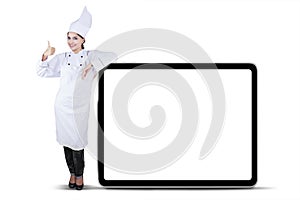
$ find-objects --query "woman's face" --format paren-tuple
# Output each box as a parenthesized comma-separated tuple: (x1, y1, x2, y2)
(67, 32, 85, 53)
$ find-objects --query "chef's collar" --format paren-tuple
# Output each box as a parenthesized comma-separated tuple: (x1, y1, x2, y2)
(70, 49, 85, 55)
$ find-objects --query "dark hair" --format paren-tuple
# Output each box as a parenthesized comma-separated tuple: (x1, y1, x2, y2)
(67, 32, 85, 49)
(77, 33, 85, 49)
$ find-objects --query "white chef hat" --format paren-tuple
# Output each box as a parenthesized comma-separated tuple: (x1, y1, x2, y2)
(69, 7, 92, 37)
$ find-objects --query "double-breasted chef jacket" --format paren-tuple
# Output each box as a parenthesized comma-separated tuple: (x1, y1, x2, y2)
(37, 50, 116, 150)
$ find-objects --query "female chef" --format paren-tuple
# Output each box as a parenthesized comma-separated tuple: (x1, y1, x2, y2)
(37, 7, 116, 190)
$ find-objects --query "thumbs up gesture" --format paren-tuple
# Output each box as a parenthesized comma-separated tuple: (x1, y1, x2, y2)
(42, 41, 55, 61)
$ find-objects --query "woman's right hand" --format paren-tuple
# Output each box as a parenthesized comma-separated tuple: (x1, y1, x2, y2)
(42, 41, 55, 61)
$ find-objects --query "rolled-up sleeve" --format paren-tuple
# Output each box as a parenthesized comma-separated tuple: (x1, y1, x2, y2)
(36, 53, 64, 77)
(89, 50, 117, 72)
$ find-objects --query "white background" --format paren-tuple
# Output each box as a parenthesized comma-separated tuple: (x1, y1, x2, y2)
(0, 0, 299, 199)
(104, 70, 252, 180)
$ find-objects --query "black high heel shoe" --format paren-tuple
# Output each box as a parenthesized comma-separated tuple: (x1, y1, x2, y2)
(75, 176, 84, 190)
(68, 182, 76, 188)
(75, 183, 84, 190)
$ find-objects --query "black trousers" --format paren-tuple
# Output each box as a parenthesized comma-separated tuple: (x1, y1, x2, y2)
(63, 146, 85, 177)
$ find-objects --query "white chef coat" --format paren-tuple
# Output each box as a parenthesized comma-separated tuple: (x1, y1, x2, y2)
(37, 50, 116, 150)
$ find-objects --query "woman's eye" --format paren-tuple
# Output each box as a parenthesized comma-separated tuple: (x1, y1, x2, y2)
(73, 37, 78, 40)
(67, 37, 71, 40)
